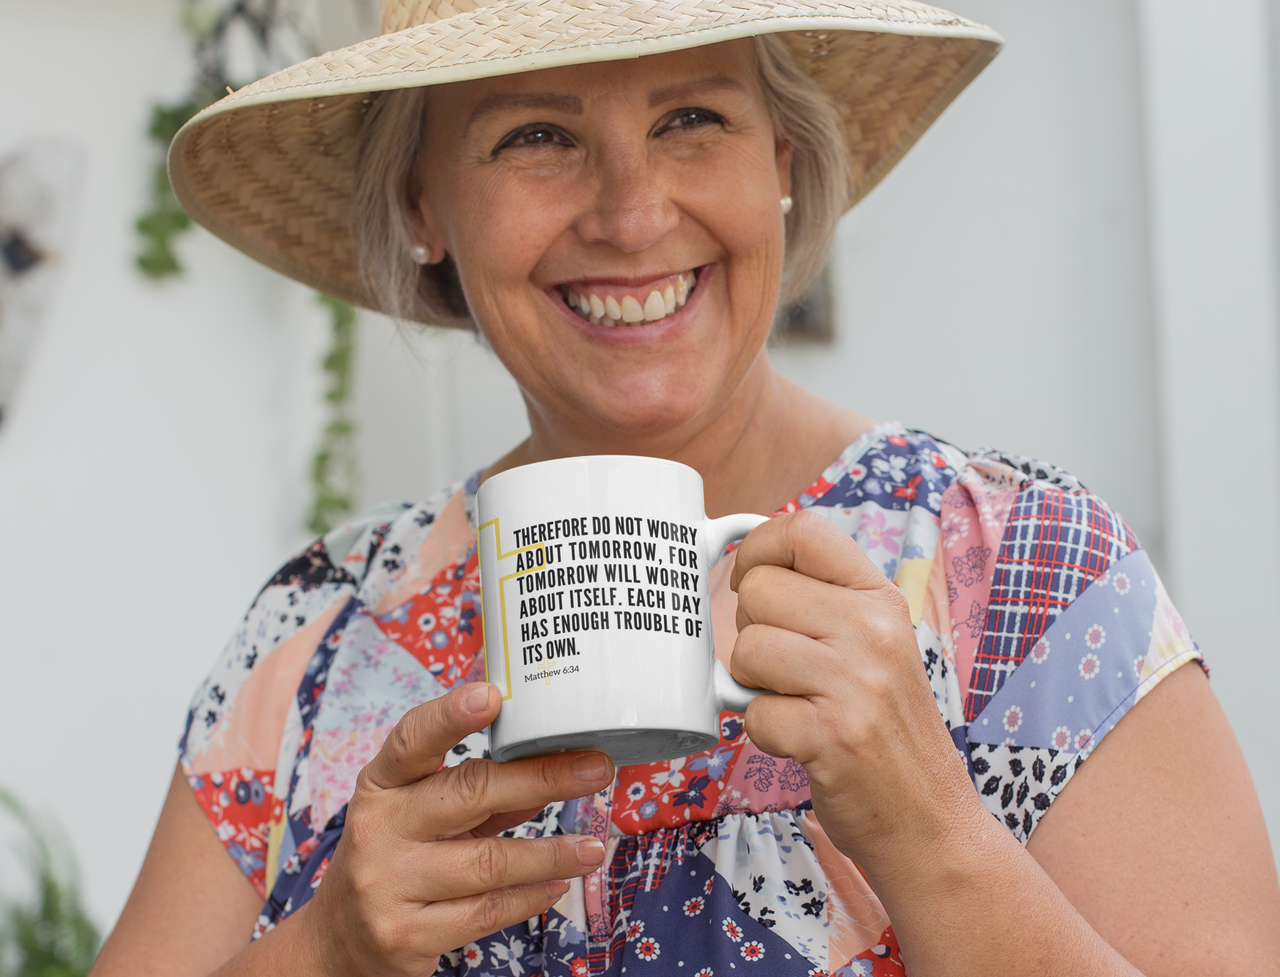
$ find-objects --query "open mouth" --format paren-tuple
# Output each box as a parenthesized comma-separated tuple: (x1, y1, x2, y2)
(558, 269, 699, 328)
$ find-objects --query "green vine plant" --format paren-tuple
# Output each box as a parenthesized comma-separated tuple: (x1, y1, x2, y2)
(136, 0, 360, 533)
(0, 788, 100, 977)
(308, 296, 358, 534)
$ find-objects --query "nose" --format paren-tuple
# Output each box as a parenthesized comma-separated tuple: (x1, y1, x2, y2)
(575, 146, 679, 254)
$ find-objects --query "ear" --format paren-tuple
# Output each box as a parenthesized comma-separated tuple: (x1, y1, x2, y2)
(403, 157, 448, 264)
(775, 135, 794, 199)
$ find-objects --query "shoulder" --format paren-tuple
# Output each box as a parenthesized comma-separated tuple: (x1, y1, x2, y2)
(179, 485, 466, 770)
(922, 444, 1201, 842)
(177, 481, 475, 892)
(812, 430, 1202, 844)
(940, 445, 1139, 632)
(801, 426, 966, 514)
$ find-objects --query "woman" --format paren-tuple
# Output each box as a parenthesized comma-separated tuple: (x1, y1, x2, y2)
(93, 1, 1279, 975)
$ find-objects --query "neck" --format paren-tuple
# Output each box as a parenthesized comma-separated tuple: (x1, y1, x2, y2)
(485, 353, 875, 517)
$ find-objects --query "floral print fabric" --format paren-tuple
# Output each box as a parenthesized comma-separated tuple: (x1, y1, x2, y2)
(179, 424, 1201, 974)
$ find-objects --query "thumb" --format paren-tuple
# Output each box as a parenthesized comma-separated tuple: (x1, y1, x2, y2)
(361, 682, 497, 791)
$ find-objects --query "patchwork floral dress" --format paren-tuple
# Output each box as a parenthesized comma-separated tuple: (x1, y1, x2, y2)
(179, 424, 1201, 976)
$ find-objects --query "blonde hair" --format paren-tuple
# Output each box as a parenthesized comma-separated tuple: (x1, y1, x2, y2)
(353, 34, 850, 328)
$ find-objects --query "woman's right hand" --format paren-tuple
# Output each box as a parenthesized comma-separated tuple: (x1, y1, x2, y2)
(291, 682, 613, 977)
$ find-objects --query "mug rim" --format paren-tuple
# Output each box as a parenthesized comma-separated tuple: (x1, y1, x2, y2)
(478, 454, 702, 499)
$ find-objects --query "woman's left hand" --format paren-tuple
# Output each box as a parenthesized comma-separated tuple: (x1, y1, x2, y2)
(729, 509, 983, 873)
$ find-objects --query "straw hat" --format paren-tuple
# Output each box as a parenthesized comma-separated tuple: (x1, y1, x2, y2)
(169, 0, 1001, 319)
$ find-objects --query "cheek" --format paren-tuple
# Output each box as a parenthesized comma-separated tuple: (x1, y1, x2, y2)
(436, 175, 560, 304)
(687, 147, 786, 269)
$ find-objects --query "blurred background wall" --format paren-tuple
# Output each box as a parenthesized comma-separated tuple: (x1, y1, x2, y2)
(1, 0, 1277, 935)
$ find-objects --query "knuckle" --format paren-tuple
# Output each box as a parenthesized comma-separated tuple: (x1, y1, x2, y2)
(340, 798, 382, 854)
(736, 565, 769, 605)
(744, 694, 796, 756)
(534, 756, 567, 796)
(367, 911, 410, 954)
(785, 508, 827, 546)
(453, 756, 493, 807)
(863, 662, 895, 698)
(384, 715, 417, 764)
(353, 764, 375, 796)
(735, 624, 775, 672)
(743, 694, 772, 736)
(734, 623, 761, 657)
(882, 584, 911, 618)
(473, 837, 510, 887)
(345, 853, 386, 906)
(860, 609, 905, 650)
(474, 886, 513, 934)
(816, 708, 862, 759)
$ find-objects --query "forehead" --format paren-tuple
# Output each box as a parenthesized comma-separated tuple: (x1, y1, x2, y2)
(429, 39, 761, 120)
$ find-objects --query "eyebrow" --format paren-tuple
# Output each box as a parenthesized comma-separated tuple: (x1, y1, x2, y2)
(647, 76, 749, 106)
(466, 92, 583, 131)
(464, 76, 751, 133)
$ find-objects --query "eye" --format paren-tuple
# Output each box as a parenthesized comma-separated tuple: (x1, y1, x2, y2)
(657, 107, 726, 135)
(494, 124, 574, 154)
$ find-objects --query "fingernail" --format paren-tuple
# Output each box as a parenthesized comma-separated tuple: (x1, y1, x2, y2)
(571, 753, 610, 782)
(547, 879, 571, 900)
(461, 685, 491, 715)
(574, 836, 605, 867)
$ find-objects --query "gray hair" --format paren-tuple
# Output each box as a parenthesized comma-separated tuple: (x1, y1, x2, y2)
(353, 34, 850, 328)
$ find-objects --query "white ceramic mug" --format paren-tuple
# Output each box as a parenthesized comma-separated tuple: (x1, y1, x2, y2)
(476, 455, 771, 765)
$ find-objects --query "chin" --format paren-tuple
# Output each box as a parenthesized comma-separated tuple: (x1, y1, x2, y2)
(589, 392, 711, 439)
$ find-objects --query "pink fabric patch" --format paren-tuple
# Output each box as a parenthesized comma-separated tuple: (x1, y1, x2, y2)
(308, 724, 394, 831)
(938, 466, 1019, 699)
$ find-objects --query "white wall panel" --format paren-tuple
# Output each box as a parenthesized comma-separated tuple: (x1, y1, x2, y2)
(1136, 0, 1280, 861)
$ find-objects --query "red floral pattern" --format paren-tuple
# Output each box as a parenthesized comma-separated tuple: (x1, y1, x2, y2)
(188, 767, 275, 897)
(611, 716, 750, 831)
(370, 552, 483, 689)
(850, 926, 906, 977)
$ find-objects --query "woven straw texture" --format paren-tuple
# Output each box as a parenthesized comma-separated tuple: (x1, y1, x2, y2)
(170, 0, 1000, 318)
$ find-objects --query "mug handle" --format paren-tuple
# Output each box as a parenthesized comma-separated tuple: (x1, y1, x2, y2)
(702, 512, 773, 714)
(703, 512, 770, 570)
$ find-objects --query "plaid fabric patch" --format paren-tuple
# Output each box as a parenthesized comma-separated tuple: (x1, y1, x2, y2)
(964, 486, 1138, 722)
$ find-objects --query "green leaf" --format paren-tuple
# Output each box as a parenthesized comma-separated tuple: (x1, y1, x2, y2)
(0, 788, 100, 977)
(307, 296, 360, 535)
(135, 246, 182, 280)
(147, 101, 199, 144)
(135, 210, 190, 238)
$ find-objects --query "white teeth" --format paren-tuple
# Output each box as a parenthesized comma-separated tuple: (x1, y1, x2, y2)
(566, 271, 698, 327)
(620, 295, 645, 322)
(643, 290, 666, 321)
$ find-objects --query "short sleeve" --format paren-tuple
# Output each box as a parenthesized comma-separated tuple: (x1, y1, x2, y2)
(939, 451, 1202, 842)
(177, 502, 408, 895)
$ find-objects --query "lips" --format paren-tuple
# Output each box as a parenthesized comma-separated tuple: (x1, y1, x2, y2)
(558, 270, 698, 327)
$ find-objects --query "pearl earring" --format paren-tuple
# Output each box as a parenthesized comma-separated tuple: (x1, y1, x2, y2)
(410, 242, 431, 264)
(780, 195, 793, 215)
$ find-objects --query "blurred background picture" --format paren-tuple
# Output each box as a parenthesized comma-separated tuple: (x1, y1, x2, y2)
(1, 0, 1278, 953)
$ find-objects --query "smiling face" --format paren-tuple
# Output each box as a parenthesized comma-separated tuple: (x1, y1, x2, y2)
(409, 40, 792, 452)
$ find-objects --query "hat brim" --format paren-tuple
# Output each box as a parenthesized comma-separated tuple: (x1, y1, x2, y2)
(169, 0, 1001, 320)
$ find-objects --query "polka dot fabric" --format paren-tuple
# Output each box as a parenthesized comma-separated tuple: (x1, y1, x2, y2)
(178, 424, 1201, 972)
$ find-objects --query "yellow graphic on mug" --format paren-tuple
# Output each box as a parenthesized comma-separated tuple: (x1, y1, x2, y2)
(476, 518, 544, 701)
